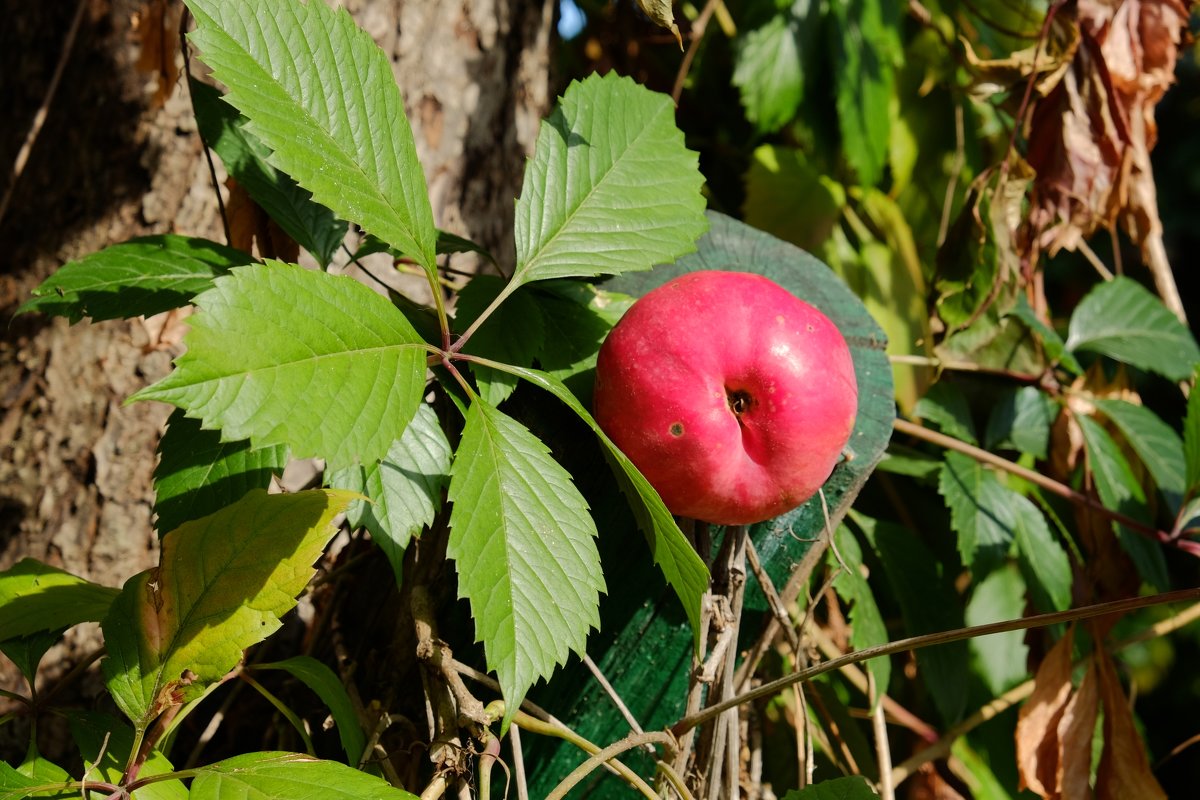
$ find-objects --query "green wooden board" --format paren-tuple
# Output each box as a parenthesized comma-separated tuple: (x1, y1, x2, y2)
(522, 212, 894, 796)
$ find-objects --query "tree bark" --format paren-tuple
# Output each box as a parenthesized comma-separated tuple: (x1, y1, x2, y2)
(0, 0, 553, 763)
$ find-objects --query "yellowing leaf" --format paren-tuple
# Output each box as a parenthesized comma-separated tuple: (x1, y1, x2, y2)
(101, 489, 355, 731)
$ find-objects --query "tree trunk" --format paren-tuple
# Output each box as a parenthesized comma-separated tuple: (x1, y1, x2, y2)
(0, 0, 554, 763)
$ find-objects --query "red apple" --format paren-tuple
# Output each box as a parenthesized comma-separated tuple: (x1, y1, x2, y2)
(594, 270, 857, 526)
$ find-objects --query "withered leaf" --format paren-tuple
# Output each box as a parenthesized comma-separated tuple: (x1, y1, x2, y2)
(635, 0, 682, 49)
(1016, 628, 1076, 798)
(1056, 657, 1100, 799)
(1095, 646, 1167, 800)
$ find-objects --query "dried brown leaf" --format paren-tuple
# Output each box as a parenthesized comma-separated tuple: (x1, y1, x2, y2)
(1095, 647, 1167, 800)
(1056, 657, 1100, 799)
(225, 178, 300, 264)
(133, 0, 182, 109)
(1017, 628, 1076, 798)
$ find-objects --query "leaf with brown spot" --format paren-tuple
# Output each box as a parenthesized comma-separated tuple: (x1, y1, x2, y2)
(1095, 646, 1167, 800)
(1016, 627, 1076, 798)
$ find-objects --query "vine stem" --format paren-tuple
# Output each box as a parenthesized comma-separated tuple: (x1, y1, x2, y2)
(671, 586, 1200, 736)
(893, 418, 1200, 557)
(889, 599, 1200, 786)
(544, 731, 676, 800)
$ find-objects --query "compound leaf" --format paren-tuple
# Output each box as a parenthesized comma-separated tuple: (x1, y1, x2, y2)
(1066, 277, 1200, 381)
(190, 79, 347, 268)
(326, 404, 451, 583)
(101, 489, 354, 731)
(184, 0, 437, 274)
(513, 72, 706, 287)
(447, 401, 604, 729)
(154, 409, 289, 535)
(131, 263, 427, 469)
(189, 752, 418, 800)
(18, 235, 252, 323)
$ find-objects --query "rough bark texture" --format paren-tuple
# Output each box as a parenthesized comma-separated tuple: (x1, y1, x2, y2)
(0, 0, 553, 762)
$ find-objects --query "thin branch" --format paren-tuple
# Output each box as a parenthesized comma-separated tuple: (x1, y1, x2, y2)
(936, 102, 965, 248)
(1077, 238, 1115, 281)
(180, 10, 231, 246)
(892, 599, 1200, 785)
(583, 654, 645, 736)
(545, 731, 676, 800)
(869, 672, 895, 800)
(894, 418, 1200, 557)
(671, 0, 722, 104)
(672, 587, 1200, 735)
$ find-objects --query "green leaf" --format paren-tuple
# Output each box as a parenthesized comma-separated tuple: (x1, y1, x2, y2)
(733, 1, 821, 133)
(782, 775, 880, 799)
(184, 0, 437, 274)
(830, 0, 897, 186)
(914, 382, 977, 444)
(325, 404, 451, 583)
(1077, 414, 1170, 591)
(455, 275, 546, 406)
(966, 566, 1029, 695)
(1186, 368, 1200, 493)
(17, 236, 252, 323)
(0, 630, 61, 684)
(154, 410, 289, 535)
(534, 282, 633, 403)
(938, 452, 1013, 576)
(1008, 490, 1072, 613)
(829, 526, 890, 704)
(255, 656, 366, 765)
(0, 763, 43, 800)
(1065, 276, 1200, 381)
(131, 263, 427, 469)
(1007, 295, 1082, 374)
(0, 559, 118, 641)
(512, 72, 706, 287)
(101, 489, 354, 730)
(188, 752, 418, 800)
(984, 386, 1056, 459)
(484, 364, 709, 641)
(69, 711, 186, 800)
(447, 401, 604, 728)
(743, 145, 845, 252)
(190, 79, 347, 268)
(1095, 398, 1186, 508)
(856, 512, 968, 724)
